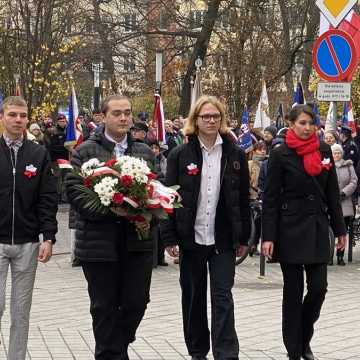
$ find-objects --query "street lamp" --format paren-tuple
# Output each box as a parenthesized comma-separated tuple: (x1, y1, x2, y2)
(92, 62, 103, 111)
(155, 50, 163, 94)
(14, 73, 20, 96)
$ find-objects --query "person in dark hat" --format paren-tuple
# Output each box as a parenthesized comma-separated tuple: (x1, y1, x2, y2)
(131, 121, 149, 143)
(263, 125, 278, 154)
(137, 111, 149, 122)
(340, 125, 359, 167)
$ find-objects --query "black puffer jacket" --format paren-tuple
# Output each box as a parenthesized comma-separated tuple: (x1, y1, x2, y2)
(0, 137, 58, 244)
(65, 131, 155, 261)
(160, 134, 251, 251)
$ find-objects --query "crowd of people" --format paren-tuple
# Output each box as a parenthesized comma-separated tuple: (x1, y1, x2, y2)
(0, 93, 355, 360)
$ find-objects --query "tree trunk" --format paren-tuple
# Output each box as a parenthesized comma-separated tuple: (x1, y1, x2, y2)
(278, 0, 294, 98)
(302, 2, 319, 101)
(92, 0, 119, 93)
(179, 0, 222, 116)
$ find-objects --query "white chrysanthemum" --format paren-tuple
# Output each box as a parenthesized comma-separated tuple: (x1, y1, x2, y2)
(81, 158, 101, 176)
(135, 174, 148, 184)
(116, 156, 150, 181)
(94, 177, 117, 206)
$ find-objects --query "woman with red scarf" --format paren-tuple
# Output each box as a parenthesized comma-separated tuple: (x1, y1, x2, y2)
(261, 105, 347, 360)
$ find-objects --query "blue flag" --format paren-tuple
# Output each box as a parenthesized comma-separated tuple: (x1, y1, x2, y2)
(312, 103, 321, 127)
(65, 85, 82, 150)
(239, 106, 253, 153)
(292, 82, 305, 107)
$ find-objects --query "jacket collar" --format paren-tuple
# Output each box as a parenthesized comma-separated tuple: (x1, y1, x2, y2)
(282, 141, 329, 156)
(91, 129, 135, 154)
(188, 133, 233, 157)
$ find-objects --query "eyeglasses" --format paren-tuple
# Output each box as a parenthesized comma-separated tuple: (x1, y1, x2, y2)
(198, 113, 221, 122)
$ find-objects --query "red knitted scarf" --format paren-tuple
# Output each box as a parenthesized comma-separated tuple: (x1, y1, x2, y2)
(285, 129, 322, 176)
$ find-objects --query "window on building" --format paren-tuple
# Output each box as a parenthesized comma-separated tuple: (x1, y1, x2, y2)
(189, 10, 205, 29)
(85, 19, 95, 33)
(158, 13, 169, 30)
(65, 18, 73, 34)
(124, 55, 135, 72)
(124, 14, 137, 32)
(220, 11, 229, 29)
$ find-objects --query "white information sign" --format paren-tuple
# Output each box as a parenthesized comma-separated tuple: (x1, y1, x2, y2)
(316, 0, 357, 28)
(317, 82, 351, 102)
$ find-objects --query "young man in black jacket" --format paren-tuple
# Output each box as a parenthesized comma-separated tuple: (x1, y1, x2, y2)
(45, 114, 69, 203)
(0, 96, 58, 360)
(66, 95, 155, 360)
(161, 95, 251, 360)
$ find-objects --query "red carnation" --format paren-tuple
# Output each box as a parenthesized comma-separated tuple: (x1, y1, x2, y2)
(24, 170, 36, 178)
(121, 175, 133, 187)
(84, 177, 92, 188)
(322, 163, 332, 171)
(148, 172, 157, 180)
(188, 168, 199, 176)
(105, 159, 117, 167)
(113, 192, 125, 205)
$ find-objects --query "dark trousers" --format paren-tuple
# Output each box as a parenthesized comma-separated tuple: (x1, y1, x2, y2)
(180, 246, 239, 360)
(52, 162, 67, 203)
(82, 252, 153, 360)
(152, 224, 165, 264)
(280, 263, 327, 358)
(337, 216, 351, 258)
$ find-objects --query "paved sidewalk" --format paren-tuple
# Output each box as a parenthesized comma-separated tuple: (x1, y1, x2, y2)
(0, 208, 359, 359)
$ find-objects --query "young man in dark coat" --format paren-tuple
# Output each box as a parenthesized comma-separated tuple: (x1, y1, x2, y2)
(262, 105, 346, 360)
(0, 96, 58, 360)
(161, 95, 251, 360)
(66, 95, 155, 360)
(45, 114, 69, 203)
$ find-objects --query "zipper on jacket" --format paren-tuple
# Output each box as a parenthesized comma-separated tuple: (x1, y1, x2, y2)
(9, 148, 17, 245)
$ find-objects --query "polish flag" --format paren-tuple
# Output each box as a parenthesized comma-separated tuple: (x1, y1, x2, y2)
(57, 159, 73, 169)
(152, 93, 166, 143)
(343, 101, 356, 136)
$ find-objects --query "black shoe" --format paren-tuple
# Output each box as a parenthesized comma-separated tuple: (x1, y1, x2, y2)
(191, 357, 207, 360)
(71, 259, 81, 267)
(158, 261, 168, 266)
(328, 258, 333, 266)
(249, 245, 260, 257)
(337, 257, 346, 266)
(302, 344, 314, 360)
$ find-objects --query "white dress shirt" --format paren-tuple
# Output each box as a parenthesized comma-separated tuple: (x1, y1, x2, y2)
(104, 132, 128, 158)
(194, 133, 223, 246)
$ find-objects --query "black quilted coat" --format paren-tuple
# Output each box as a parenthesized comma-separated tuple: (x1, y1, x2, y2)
(66, 131, 155, 261)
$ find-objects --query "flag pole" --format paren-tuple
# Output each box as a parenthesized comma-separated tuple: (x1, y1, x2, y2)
(155, 50, 163, 96)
